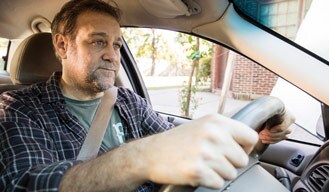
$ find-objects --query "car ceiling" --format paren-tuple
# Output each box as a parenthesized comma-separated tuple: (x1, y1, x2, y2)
(0, 0, 229, 39)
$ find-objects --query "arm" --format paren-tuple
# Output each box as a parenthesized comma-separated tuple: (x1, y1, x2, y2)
(59, 138, 150, 191)
(59, 114, 258, 191)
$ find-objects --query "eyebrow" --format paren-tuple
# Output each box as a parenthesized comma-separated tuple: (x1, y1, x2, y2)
(90, 32, 123, 42)
(90, 32, 108, 37)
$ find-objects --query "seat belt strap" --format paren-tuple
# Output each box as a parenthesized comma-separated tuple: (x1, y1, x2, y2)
(77, 87, 118, 161)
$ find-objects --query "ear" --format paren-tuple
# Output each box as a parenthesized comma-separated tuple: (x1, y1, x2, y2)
(53, 33, 68, 60)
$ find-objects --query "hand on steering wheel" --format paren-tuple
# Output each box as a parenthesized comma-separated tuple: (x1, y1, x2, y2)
(159, 96, 289, 192)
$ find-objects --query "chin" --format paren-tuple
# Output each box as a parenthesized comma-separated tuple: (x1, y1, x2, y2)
(94, 83, 115, 92)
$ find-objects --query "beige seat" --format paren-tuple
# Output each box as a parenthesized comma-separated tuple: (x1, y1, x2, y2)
(0, 32, 62, 93)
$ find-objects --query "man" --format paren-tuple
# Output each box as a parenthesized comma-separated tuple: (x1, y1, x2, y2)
(0, 0, 293, 191)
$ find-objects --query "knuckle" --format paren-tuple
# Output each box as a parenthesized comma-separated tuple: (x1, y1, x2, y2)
(237, 154, 249, 167)
(187, 165, 204, 184)
(200, 142, 212, 160)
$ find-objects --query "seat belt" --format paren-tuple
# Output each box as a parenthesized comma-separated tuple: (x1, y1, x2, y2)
(77, 87, 118, 161)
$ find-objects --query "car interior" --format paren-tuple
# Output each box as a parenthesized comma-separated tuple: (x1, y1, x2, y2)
(0, 33, 62, 93)
(1, 0, 329, 192)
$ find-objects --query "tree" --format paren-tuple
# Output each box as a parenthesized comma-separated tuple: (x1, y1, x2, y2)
(184, 38, 200, 117)
(122, 28, 165, 76)
(175, 32, 214, 117)
(150, 29, 157, 76)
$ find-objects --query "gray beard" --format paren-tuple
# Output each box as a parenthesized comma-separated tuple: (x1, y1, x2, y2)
(86, 71, 113, 93)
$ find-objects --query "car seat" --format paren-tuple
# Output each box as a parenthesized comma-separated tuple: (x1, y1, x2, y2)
(0, 32, 62, 93)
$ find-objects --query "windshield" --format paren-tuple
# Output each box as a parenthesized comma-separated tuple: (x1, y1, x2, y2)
(232, 0, 329, 62)
(233, 0, 312, 40)
(232, 0, 329, 141)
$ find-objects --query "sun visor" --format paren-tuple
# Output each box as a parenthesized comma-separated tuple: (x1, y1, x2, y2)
(138, 0, 201, 18)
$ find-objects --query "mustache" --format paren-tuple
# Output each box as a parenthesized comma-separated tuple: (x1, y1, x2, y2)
(98, 61, 116, 70)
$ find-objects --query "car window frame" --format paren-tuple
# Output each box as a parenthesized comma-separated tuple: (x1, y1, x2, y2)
(121, 27, 325, 145)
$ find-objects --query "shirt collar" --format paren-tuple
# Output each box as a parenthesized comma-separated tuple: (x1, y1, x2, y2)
(39, 72, 127, 105)
(39, 71, 65, 104)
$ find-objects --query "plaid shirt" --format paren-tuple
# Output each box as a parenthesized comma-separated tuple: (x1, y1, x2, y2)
(0, 72, 174, 192)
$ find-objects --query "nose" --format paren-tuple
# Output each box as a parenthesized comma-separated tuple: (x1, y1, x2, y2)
(102, 45, 119, 63)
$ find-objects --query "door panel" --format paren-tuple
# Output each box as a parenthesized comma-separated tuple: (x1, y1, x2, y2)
(261, 140, 319, 175)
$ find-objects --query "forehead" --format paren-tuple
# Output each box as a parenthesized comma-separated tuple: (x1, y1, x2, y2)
(75, 11, 121, 37)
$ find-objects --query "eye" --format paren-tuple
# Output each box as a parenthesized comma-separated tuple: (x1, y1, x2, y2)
(113, 43, 122, 50)
(92, 40, 107, 47)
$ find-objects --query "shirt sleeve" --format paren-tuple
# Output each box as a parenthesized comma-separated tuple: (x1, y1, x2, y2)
(117, 87, 175, 136)
(131, 93, 175, 134)
(0, 121, 81, 191)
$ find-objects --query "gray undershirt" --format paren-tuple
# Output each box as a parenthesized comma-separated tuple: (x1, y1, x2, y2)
(65, 96, 125, 150)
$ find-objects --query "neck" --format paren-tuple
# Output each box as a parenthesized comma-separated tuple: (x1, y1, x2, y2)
(59, 77, 104, 101)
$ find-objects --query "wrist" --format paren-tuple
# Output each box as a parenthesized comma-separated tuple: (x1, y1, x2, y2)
(118, 137, 154, 184)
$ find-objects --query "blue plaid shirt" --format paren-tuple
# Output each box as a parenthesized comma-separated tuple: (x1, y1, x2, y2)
(0, 72, 174, 192)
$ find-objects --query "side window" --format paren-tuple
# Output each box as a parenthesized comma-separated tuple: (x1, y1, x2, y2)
(0, 37, 9, 71)
(122, 28, 322, 145)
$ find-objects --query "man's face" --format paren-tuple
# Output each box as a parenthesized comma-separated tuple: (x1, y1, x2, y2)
(62, 11, 122, 94)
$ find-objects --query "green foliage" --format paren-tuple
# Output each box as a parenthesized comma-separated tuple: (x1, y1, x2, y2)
(122, 28, 213, 117)
(174, 34, 213, 117)
(122, 28, 168, 60)
(197, 57, 211, 84)
(178, 82, 199, 118)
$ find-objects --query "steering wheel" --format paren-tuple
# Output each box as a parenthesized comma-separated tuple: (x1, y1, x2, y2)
(159, 96, 287, 192)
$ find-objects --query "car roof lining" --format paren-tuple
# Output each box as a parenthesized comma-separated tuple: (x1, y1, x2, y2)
(117, 0, 229, 33)
(0, 0, 67, 39)
(0, 0, 229, 39)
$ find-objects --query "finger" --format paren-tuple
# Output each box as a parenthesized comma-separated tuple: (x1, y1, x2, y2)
(223, 137, 250, 168)
(269, 123, 292, 132)
(221, 118, 259, 155)
(209, 115, 258, 153)
(259, 127, 293, 142)
(196, 165, 225, 189)
(259, 133, 284, 143)
(205, 155, 238, 180)
(201, 141, 242, 178)
(259, 132, 288, 144)
(201, 114, 258, 155)
(206, 127, 250, 167)
(269, 110, 295, 132)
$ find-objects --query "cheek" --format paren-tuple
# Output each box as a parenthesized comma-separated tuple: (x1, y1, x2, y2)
(66, 51, 92, 76)
(75, 48, 94, 68)
(115, 52, 121, 68)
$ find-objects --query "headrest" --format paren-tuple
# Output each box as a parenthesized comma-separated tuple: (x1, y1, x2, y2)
(10, 33, 62, 85)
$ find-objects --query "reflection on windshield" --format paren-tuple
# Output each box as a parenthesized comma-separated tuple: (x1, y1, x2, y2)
(233, 0, 312, 41)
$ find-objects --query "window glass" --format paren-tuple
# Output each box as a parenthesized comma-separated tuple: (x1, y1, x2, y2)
(233, 0, 312, 41)
(0, 37, 9, 71)
(122, 28, 322, 145)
